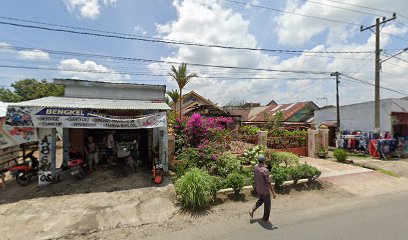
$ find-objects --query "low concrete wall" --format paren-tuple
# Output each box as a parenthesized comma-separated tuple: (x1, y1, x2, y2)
(273, 147, 308, 157)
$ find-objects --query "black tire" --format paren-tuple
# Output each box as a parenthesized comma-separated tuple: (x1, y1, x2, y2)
(76, 167, 85, 179)
(16, 171, 31, 186)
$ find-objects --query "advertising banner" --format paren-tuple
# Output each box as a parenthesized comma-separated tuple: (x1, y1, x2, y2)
(6, 107, 167, 129)
(0, 118, 38, 149)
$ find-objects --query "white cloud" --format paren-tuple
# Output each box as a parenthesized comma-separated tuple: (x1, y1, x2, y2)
(0, 42, 12, 53)
(63, 0, 118, 19)
(134, 25, 147, 35)
(151, 0, 408, 106)
(18, 50, 50, 60)
(274, 0, 408, 46)
(57, 58, 130, 82)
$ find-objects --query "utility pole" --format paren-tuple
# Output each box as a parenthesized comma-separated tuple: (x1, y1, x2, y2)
(330, 72, 340, 134)
(360, 14, 396, 133)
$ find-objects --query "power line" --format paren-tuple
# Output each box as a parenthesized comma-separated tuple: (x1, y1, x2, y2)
(0, 45, 330, 75)
(0, 64, 335, 82)
(301, 0, 381, 17)
(341, 74, 408, 95)
(321, 0, 400, 16)
(0, 17, 372, 54)
(225, 0, 361, 26)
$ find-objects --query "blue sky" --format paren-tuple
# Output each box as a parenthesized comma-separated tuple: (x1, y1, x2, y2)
(0, 0, 408, 106)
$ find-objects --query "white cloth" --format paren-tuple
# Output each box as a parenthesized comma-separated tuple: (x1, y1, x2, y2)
(107, 133, 114, 149)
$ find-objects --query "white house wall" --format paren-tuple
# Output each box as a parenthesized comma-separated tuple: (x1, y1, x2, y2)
(65, 85, 164, 100)
(315, 99, 393, 132)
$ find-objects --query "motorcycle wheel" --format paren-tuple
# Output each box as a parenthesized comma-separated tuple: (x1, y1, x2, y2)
(16, 171, 31, 186)
(76, 167, 85, 179)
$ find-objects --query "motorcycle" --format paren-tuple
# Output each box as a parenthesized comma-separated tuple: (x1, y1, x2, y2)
(61, 148, 89, 179)
(7, 151, 39, 186)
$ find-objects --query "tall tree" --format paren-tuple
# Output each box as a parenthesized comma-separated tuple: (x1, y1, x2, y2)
(0, 79, 64, 102)
(166, 89, 180, 115)
(169, 63, 197, 117)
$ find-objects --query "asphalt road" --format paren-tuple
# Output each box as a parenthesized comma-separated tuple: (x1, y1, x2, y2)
(147, 190, 408, 240)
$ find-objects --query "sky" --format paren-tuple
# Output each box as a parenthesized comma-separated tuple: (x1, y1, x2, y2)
(0, 0, 408, 107)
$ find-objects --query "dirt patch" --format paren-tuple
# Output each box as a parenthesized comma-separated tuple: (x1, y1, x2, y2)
(62, 181, 353, 240)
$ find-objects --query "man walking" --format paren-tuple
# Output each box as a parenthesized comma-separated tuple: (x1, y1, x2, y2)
(249, 155, 276, 224)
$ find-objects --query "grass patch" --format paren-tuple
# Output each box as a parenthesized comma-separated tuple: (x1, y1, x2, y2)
(377, 168, 400, 178)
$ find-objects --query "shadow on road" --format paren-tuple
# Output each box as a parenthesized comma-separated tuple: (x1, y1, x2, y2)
(250, 218, 278, 230)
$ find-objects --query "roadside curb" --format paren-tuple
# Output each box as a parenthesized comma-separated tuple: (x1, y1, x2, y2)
(217, 178, 312, 194)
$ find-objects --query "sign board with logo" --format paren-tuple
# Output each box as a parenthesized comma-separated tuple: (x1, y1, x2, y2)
(6, 107, 167, 129)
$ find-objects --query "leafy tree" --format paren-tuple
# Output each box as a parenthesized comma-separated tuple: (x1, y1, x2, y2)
(0, 79, 64, 102)
(169, 63, 197, 117)
(166, 89, 180, 118)
(0, 88, 22, 102)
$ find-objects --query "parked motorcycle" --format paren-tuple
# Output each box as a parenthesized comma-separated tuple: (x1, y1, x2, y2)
(8, 151, 39, 186)
(61, 148, 89, 179)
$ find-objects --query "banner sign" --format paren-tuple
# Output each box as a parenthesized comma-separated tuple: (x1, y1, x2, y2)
(0, 118, 38, 149)
(6, 107, 167, 129)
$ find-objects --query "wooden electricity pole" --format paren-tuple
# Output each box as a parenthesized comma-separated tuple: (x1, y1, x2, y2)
(360, 14, 396, 133)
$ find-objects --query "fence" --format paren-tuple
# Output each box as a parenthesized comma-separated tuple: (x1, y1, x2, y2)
(267, 135, 308, 156)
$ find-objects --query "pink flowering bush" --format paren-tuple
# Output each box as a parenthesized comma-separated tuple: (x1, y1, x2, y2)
(173, 113, 239, 177)
(183, 113, 233, 148)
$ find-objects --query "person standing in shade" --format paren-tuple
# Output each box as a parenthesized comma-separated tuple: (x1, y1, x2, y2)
(85, 135, 99, 171)
(249, 155, 276, 224)
(106, 130, 116, 165)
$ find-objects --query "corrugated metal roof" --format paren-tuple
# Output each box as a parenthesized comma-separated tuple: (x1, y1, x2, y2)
(8, 97, 171, 110)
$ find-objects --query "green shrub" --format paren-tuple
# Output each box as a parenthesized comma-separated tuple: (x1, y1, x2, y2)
(287, 166, 303, 184)
(177, 147, 200, 168)
(226, 172, 245, 195)
(333, 149, 348, 163)
(298, 163, 321, 181)
(210, 175, 225, 198)
(175, 168, 216, 210)
(243, 145, 266, 165)
(240, 125, 260, 136)
(271, 165, 288, 187)
(170, 160, 188, 180)
(266, 151, 300, 168)
(217, 152, 241, 177)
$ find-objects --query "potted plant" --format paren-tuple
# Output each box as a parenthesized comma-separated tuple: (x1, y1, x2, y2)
(318, 147, 328, 158)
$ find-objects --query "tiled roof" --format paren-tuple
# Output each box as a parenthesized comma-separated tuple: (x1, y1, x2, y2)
(8, 97, 170, 110)
(227, 101, 317, 122)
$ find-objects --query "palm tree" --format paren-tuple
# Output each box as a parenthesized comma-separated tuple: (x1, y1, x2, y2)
(169, 63, 198, 117)
(166, 89, 179, 115)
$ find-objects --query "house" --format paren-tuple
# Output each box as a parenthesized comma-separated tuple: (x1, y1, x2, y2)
(225, 101, 319, 128)
(170, 91, 231, 117)
(5, 79, 170, 186)
(314, 98, 408, 137)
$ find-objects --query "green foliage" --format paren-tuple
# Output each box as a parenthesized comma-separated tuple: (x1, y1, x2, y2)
(242, 145, 266, 165)
(266, 151, 300, 168)
(287, 166, 303, 184)
(177, 148, 201, 168)
(226, 172, 245, 194)
(217, 152, 241, 177)
(166, 89, 180, 105)
(240, 125, 260, 136)
(169, 63, 198, 116)
(333, 149, 348, 163)
(297, 163, 321, 181)
(271, 165, 288, 187)
(0, 79, 64, 103)
(175, 168, 216, 210)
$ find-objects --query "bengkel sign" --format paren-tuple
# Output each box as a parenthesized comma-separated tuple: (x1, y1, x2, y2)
(6, 107, 167, 129)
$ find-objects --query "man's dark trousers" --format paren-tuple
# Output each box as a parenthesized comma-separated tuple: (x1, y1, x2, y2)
(254, 194, 271, 221)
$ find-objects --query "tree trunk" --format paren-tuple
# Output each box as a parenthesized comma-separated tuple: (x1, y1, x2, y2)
(179, 88, 182, 117)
